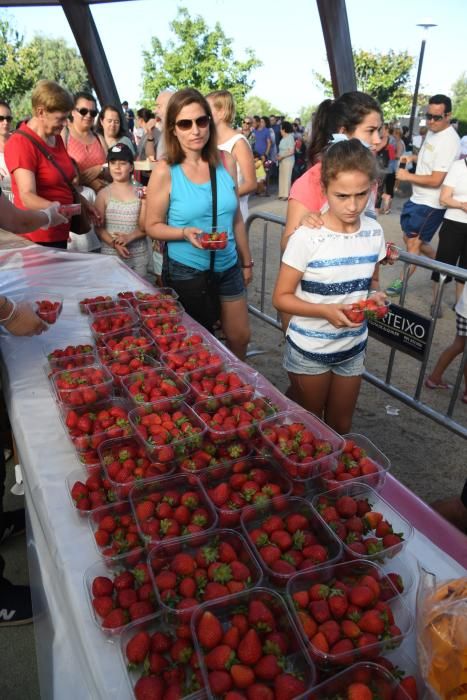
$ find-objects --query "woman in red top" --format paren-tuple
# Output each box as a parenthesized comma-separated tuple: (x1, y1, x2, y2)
(5, 80, 77, 248)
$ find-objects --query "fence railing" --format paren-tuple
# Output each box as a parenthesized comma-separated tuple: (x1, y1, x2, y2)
(245, 211, 467, 439)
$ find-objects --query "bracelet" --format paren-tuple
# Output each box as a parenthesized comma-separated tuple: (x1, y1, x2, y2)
(39, 207, 52, 230)
(181, 227, 186, 240)
(242, 260, 254, 268)
(0, 298, 17, 324)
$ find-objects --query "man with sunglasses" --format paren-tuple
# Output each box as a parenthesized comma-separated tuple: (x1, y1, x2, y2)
(386, 94, 460, 298)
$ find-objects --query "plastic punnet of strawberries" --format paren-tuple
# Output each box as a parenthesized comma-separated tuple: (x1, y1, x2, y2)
(63, 401, 132, 452)
(287, 560, 413, 669)
(178, 436, 252, 474)
(90, 500, 145, 562)
(121, 616, 205, 700)
(128, 403, 205, 458)
(149, 530, 262, 620)
(88, 554, 157, 633)
(52, 364, 113, 407)
(193, 588, 316, 698)
(343, 298, 389, 324)
(130, 474, 217, 546)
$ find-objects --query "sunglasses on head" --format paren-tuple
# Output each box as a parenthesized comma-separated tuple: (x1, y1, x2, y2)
(175, 115, 210, 131)
(75, 107, 98, 118)
(425, 113, 446, 122)
(0, 115, 12, 123)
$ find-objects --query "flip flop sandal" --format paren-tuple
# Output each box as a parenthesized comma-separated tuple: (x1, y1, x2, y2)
(425, 378, 452, 390)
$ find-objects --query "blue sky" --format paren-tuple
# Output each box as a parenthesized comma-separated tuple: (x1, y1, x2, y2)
(1, 0, 465, 116)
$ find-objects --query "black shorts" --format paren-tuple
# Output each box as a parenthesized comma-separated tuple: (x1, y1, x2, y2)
(431, 218, 467, 283)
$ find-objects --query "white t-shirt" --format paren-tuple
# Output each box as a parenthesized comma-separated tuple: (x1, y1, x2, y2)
(411, 126, 460, 208)
(455, 279, 467, 319)
(442, 158, 467, 224)
(218, 133, 251, 222)
(283, 215, 386, 364)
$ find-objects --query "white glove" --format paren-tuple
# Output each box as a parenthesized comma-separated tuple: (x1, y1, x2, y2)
(40, 202, 68, 229)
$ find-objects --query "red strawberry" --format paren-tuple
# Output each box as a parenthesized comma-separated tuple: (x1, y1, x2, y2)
(92, 596, 114, 618)
(255, 654, 282, 680)
(92, 576, 114, 597)
(126, 630, 151, 664)
(328, 589, 348, 618)
(237, 628, 262, 665)
(246, 685, 274, 700)
(358, 609, 386, 635)
(309, 583, 330, 601)
(274, 672, 306, 699)
(197, 610, 223, 649)
(310, 599, 331, 623)
(134, 676, 164, 700)
(223, 625, 240, 649)
(311, 630, 329, 653)
(397, 676, 418, 700)
(102, 607, 127, 629)
(171, 553, 196, 576)
(248, 600, 275, 632)
(205, 644, 236, 671)
(209, 670, 233, 695)
(319, 619, 341, 646)
(230, 664, 255, 689)
(341, 619, 362, 639)
(348, 683, 373, 700)
(349, 585, 375, 608)
(329, 637, 354, 664)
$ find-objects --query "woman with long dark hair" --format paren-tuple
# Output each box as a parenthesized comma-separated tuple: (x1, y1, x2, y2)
(145, 88, 253, 359)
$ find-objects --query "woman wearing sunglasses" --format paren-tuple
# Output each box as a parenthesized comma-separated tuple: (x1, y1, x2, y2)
(64, 92, 108, 193)
(145, 88, 253, 359)
(0, 101, 13, 194)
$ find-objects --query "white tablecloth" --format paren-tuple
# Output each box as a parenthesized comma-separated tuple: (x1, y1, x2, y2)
(0, 246, 465, 699)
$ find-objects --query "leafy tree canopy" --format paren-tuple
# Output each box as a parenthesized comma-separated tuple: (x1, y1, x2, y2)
(314, 49, 416, 121)
(243, 96, 284, 120)
(452, 72, 467, 112)
(0, 20, 38, 105)
(141, 6, 261, 117)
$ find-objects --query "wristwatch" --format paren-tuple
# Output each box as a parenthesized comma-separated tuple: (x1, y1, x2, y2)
(242, 260, 254, 268)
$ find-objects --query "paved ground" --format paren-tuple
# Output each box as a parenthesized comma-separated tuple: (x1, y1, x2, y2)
(1, 183, 465, 699)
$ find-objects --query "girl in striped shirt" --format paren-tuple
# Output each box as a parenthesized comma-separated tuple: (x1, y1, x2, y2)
(273, 139, 387, 433)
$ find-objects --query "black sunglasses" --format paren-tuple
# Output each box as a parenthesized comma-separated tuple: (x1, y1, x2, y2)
(75, 107, 98, 118)
(243, 120, 251, 125)
(425, 113, 446, 122)
(0, 115, 12, 123)
(175, 115, 210, 131)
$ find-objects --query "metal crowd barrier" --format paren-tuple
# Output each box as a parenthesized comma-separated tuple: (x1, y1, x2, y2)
(245, 211, 467, 439)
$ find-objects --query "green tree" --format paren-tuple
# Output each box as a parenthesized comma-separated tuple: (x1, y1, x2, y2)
(141, 6, 261, 117)
(452, 72, 467, 111)
(314, 49, 415, 120)
(243, 96, 284, 119)
(10, 36, 91, 119)
(0, 19, 38, 105)
(298, 104, 318, 128)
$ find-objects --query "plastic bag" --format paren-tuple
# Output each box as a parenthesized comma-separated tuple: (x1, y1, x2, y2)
(417, 568, 467, 699)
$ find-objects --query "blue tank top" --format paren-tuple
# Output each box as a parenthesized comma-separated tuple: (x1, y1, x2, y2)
(167, 163, 238, 272)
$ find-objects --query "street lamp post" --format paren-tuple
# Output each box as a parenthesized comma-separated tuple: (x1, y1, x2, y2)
(407, 20, 437, 144)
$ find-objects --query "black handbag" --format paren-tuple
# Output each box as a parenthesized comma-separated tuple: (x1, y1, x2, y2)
(16, 129, 91, 234)
(162, 165, 221, 333)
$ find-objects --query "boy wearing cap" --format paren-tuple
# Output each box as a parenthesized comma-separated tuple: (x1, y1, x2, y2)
(95, 143, 149, 277)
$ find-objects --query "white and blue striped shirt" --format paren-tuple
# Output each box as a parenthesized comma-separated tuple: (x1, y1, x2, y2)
(283, 215, 386, 364)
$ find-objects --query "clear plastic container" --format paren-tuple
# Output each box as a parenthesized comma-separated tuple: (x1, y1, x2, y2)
(59, 397, 132, 453)
(314, 433, 391, 494)
(308, 660, 413, 698)
(177, 436, 253, 475)
(83, 551, 157, 636)
(129, 401, 206, 459)
(88, 500, 145, 562)
(195, 229, 228, 250)
(98, 435, 177, 500)
(311, 483, 414, 562)
(192, 456, 293, 528)
(142, 310, 186, 340)
(136, 299, 184, 320)
(148, 528, 263, 623)
(148, 327, 206, 355)
(129, 472, 218, 547)
(83, 297, 131, 316)
(258, 409, 344, 481)
(240, 496, 343, 587)
(89, 307, 138, 338)
(119, 613, 206, 700)
(286, 559, 414, 670)
(44, 337, 95, 362)
(134, 287, 179, 302)
(160, 344, 227, 378)
(193, 389, 278, 446)
(121, 366, 191, 407)
(47, 349, 97, 374)
(66, 467, 114, 518)
(51, 363, 114, 408)
(78, 294, 113, 314)
(185, 363, 258, 402)
(102, 325, 156, 360)
(106, 352, 161, 384)
(191, 586, 316, 698)
(33, 293, 63, 324)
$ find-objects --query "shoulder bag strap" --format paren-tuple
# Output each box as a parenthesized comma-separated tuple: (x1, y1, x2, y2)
(209, 164, 217, 274)
(16, 129, 76, 195)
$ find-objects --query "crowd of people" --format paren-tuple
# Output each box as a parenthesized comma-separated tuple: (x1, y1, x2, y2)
(0, 78, 466, 625)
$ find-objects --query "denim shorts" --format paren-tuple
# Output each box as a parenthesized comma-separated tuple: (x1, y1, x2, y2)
(283, 340, 366, 377)
(166, 257, 246, 301)
(400, 200, 446, 243)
